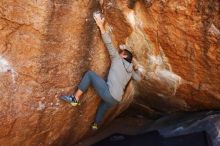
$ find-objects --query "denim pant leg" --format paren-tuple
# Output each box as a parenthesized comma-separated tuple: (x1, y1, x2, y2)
(95, 89, 118, 124)
(78, 70, 118, 123)
(78, 71, 108, 99)
(95, 101, 112, 124)
(78, 71, 96, 93)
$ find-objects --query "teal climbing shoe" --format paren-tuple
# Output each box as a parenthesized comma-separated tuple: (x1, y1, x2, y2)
(91, 122, 98, 130)
(60, 95, 79, 106)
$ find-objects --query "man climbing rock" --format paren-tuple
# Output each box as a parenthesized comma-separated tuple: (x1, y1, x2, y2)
(60, 12, 144, 130)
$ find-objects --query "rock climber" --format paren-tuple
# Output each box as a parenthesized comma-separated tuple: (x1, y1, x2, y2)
(60, 11, 144, 130)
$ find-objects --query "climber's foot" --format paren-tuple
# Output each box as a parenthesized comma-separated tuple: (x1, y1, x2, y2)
(60, 95, 79, 106)
(91, 122, 98, 130)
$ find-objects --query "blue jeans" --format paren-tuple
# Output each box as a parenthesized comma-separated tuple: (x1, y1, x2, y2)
(78, 71, 118, 123)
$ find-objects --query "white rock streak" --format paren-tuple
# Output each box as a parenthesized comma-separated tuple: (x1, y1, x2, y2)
(0, 56, 11, 72)
(148, 55, 164, 65)
(149, 55, 182, 95)
(127, 11, 136, 27)
(127, 11, 143, 28)
(37, 101, 46, 111)
(0, 56, 17, 83)
(125, 10, 182, 96)
(155, 68, 182, 94)
(209, 23, 220, 37)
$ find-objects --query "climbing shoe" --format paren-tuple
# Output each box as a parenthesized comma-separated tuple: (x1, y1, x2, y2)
(91, 122, 98, 130)
(60, 95, 79, 106)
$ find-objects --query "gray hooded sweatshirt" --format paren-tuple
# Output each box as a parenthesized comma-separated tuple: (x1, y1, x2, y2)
(102, 32, 141, 102)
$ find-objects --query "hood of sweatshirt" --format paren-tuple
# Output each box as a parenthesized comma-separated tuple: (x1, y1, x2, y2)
(122, 59, 133, 73)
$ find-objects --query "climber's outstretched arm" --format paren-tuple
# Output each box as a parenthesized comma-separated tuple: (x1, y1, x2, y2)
(94, 13, 120, 59)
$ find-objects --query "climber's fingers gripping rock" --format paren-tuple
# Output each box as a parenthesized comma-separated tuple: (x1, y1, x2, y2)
(93, 11, 105, 28)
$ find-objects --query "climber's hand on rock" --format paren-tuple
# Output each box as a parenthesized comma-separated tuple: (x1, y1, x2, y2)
(93, 11, 105, 33)
(132, 58, 138, 63)
(132, 58, 139, 69)
(94, 15, 105, 28)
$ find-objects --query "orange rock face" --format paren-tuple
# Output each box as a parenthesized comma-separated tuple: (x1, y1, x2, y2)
(125, 0, 220, 111)
(0, 0, 219, 145)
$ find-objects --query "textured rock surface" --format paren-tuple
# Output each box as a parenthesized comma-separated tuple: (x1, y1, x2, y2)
(126, 0, 220, 111)
(0, 0, 219, 145)
(145, 111, 220, 146)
